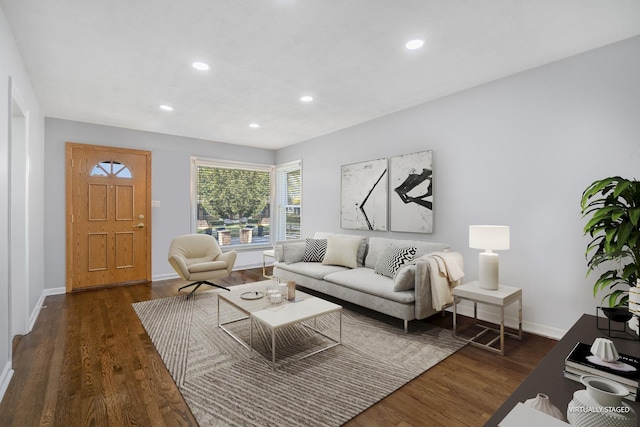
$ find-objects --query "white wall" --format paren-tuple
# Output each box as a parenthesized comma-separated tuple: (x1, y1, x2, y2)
(276, 35, 640, 335)
(44, 119, 276, 287)
(0, 9, 45, 400)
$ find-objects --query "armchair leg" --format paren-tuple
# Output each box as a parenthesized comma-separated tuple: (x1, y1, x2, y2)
(179, 281, 231, 299)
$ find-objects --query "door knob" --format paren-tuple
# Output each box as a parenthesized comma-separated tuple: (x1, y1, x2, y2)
(134, 223, 145, 228)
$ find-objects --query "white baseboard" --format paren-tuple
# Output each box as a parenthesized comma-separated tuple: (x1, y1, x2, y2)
(43, 287, 65, 296)
(0, 362, 14, 404)
(234, 262, 262, 271)
(151, 273, 180, 281)
(451, 304, 566, 340)
(28, 292, 46, 333)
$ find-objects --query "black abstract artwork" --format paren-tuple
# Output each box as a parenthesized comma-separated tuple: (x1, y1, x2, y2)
(341, 158, 388, 231)
(390, 150, 433, 233)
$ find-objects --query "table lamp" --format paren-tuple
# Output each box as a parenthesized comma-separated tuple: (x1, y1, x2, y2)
(469, 225, 510, 290)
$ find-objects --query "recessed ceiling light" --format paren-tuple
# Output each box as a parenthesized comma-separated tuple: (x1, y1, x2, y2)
(192, 61, 210, 71)
(159, 104, 174, 111)
(405, 39, 424, 50)
(300, 95, 314, 102)
(249, 123, 260, 128)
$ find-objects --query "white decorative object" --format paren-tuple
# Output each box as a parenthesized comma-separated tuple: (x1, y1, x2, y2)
(270, 293, 282, 304)
(469, 225, 510, 290)
(590, 338, 619, 363)
(567, 375, 636, 427)
(523, 393, 564, 421)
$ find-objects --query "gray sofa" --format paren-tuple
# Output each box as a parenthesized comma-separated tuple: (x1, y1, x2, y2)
(273, 232, 464, 331)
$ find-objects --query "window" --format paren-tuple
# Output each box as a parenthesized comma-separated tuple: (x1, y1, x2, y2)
(193, 158, 273, 248)
(273, 160, 302, 241)
(90, 160, 132, 178)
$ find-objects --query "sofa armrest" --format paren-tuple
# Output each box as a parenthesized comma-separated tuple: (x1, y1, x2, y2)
(414, 252, 464, 319)
(216, 250, 238, 273)
(414, 259, 434, 319)
(168, 254, 190, 280)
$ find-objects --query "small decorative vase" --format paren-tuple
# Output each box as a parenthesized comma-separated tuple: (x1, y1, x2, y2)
(582, 375, 628, 407)
(567, 375, 636, 427)
(523, 393, 564, 421)
(266, 277, 280, 298)
(590, 338, 619, 362)
(287, 281, 296, 301)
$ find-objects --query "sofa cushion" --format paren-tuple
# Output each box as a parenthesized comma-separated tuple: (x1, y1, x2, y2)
(275, 261, 348, 280)
(324, 268, 415, 304)
(188, 260, 227, 273)
(322, 235, 362, 269)
(283, 241, 306, 264)
(374, 245, 417, 278)
(393, 264, 416, 291)
(365, 237, 449, 269)
(303, 238, 327, 262)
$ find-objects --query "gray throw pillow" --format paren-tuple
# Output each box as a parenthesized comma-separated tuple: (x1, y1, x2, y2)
(374, 245, 417, 278)
(393, 264, 416, 291)
(283, 242, 306, 264)
(303, 238, 327, 262)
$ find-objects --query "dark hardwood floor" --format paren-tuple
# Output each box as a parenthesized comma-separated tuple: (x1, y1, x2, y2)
(0, 268, 556, 426)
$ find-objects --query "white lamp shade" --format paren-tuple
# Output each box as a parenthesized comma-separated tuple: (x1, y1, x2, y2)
(469, 225, 510, 250)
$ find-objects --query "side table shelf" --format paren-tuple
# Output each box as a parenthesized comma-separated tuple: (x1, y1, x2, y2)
(453, 280, 522, 355)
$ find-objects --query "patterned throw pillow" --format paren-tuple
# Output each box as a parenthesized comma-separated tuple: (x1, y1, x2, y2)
(374, 245, 417, 278)
(303, 238, 328, 262)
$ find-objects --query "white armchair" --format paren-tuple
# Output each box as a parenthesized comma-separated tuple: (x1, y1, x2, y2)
(168, 234, 237, 298)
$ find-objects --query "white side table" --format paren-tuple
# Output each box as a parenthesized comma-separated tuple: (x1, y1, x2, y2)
(453, 280, 522, 355)
(262, 249, 275, 278)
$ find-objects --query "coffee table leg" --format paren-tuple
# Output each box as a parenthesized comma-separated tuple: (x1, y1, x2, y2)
(339, 310, 342, 344)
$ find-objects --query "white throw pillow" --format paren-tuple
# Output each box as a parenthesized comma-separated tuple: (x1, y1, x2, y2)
(321, 236, 362, 269)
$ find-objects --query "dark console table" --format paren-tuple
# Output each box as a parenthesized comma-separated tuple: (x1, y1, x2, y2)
(485, 314, 640, 426)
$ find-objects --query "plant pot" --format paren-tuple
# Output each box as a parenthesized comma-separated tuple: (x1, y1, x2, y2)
(601, 307, 633, 322)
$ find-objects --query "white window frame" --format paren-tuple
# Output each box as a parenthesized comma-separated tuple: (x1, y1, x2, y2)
(273, 160, 302, 242)
(191, 157, 275, 250)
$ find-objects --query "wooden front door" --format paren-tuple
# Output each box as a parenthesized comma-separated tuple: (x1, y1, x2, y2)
(66, 143, 151, 292)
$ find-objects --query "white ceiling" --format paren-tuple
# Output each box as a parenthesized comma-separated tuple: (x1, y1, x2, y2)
(2, 1, 640, 150)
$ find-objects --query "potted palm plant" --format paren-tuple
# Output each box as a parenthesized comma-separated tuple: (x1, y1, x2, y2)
(581, 176, 640, 320)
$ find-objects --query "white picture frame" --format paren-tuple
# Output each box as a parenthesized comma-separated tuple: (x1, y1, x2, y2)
(390, 150, 433, 233)
(341, 158, 388, 231)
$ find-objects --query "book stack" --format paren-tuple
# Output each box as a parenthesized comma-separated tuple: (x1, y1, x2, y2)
(564, 342, 639, 402)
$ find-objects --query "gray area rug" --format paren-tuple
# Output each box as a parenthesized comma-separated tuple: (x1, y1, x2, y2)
(132, 284, 465, 427)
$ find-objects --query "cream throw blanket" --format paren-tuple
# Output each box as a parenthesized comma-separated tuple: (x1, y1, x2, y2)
(404, 251, 464, 313)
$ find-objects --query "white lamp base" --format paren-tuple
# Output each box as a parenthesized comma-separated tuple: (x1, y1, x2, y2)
(478, 251, 499, 290)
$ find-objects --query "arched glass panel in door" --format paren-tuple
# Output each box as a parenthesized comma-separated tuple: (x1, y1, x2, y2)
(90, 160, 132, 178)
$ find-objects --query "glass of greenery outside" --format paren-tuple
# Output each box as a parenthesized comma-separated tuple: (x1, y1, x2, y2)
(196, 166, 271, 244)
(581, 176, 640, 308)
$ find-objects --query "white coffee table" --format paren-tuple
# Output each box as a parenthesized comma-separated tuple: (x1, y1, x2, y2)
(218, 283, 342, 369)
